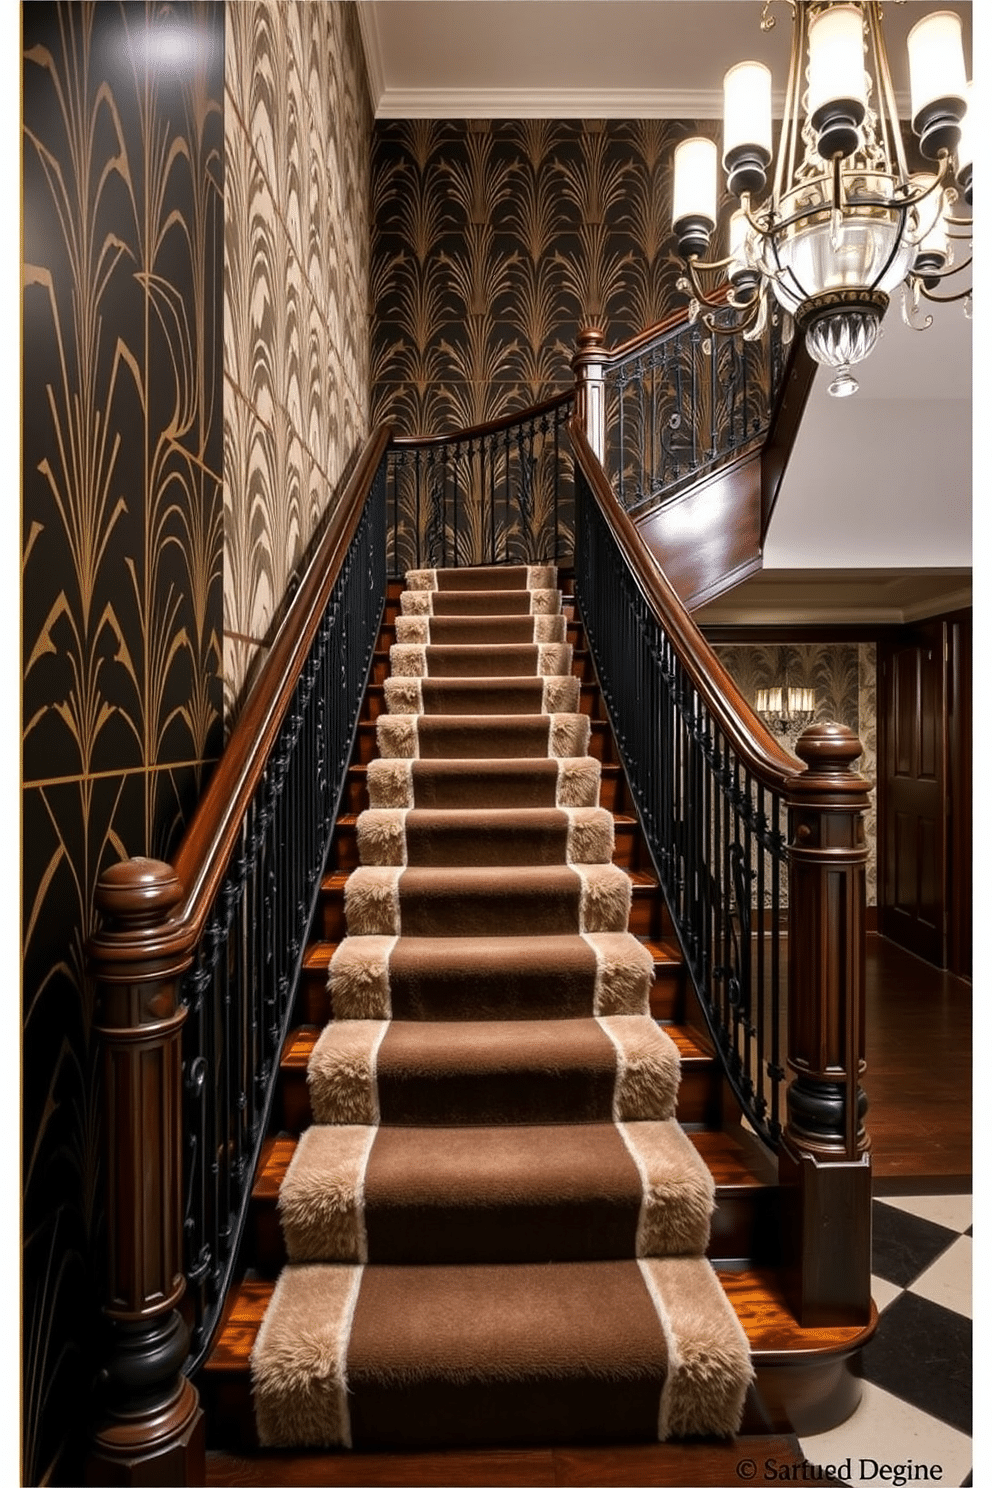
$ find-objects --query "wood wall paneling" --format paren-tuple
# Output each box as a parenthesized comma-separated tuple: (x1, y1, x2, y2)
(878, 612, 972, 974)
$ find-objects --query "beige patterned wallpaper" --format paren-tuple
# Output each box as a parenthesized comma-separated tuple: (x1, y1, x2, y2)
(223, 0, 371, 718)
(714, 643, 878, 905)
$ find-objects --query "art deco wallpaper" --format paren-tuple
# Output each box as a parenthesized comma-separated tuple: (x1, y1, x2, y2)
(21, 2, 371, 1479)
(223, 0, 371, 717)
(370, 116, 712, 436)
(21, 4, 225, 1479)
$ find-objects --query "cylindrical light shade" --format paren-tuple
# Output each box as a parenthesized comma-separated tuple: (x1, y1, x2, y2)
(807, 5, 868, 122)
(908, 11, 967, 116)
(723, 62, 772, 195)
(672, 136, 717, 259)
(673, 137, 717, 228)
(908, 10, 968, 157)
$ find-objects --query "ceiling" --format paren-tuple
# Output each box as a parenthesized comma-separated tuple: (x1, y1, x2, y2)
(357, 1, 975, 624)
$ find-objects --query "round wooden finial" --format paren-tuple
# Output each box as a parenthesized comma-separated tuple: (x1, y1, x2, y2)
(94, 857, 184, 927)
(793, 721, 863, 774)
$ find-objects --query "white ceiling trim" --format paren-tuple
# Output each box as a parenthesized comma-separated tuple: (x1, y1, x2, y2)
(356, 0, 387, 114)
(371, 85, 725, 120)
(369, 83, 912, 123)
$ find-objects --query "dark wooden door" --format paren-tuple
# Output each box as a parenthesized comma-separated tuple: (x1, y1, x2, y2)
(878, 621, 947, 966)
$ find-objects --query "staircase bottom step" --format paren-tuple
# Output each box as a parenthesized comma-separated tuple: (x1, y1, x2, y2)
(203, 1267, 875, 1453)
(207, 1257, 750, 1453)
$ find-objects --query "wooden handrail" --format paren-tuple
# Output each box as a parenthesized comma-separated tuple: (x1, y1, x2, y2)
(569, 416, 800, 787)
(390, 391, 573, 450)
(164, 424, 392, 948)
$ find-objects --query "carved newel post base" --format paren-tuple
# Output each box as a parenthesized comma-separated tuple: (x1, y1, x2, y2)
(780, 723, 873, 1329)
(86, 858, 205, 1486)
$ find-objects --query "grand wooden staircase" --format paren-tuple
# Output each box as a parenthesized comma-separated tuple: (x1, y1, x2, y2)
(85, 314, 872, 1488)
(196, 571, 873, 1479)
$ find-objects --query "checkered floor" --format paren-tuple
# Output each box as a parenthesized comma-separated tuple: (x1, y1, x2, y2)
(798, 1192, 972, 1487)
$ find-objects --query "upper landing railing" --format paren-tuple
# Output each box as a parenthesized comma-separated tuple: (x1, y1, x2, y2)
(572, 299, 792, 516)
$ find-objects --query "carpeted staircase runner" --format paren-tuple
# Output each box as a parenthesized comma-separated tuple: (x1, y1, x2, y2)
(250, 564, 752, 1451)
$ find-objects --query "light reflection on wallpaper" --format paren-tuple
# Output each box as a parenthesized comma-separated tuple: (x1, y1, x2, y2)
(713, 642, 878, 905)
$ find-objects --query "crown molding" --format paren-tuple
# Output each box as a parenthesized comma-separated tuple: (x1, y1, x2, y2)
(372, 86, 725, 119)
(370, 83, 912, 123)
(356, 1, 386, 114)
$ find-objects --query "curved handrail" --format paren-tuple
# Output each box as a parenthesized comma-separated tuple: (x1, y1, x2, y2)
(163, 424, 392, 950)
(570, 417, 799, 787)
(390, 390, 574, 449)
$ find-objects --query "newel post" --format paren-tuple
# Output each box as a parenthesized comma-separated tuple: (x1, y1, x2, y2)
(780, 723, 872, 1328)
(86, 858, 205, 1486)
(571, 326, 607, 462)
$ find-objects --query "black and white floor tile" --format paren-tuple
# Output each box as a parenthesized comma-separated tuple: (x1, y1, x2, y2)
(798, 1193, 972, 1487)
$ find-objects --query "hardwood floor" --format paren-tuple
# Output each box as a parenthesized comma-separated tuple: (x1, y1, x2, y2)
(864, 933, 972, 1192)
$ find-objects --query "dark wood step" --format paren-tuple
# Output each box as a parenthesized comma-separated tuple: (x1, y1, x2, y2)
(362, 678, 603, 723)
(298, 935, 684, 1026)
(315, 865, 669, 941)
(246, 1117, 771, 1277)
(328, 810, 643, 874)
(199, 1269, 875, 1454)
(371, 641, 596, 688)
(276, 1017, 717, 1137)
(341, 760, 630, 816)
(353, 716, 615, 766)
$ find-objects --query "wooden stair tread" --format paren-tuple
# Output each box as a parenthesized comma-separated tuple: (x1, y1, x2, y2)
(282, 1021, 711, 1070)
(256, 1129, 771, 1205)
(203, 1270, 874, 1378)
(302, 935, 680, 975)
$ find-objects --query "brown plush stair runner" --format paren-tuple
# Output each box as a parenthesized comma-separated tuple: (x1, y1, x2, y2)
(250, 563, 752, 1451)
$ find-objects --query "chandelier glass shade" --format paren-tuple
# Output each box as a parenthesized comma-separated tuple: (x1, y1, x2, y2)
(672, 1, 973, 396)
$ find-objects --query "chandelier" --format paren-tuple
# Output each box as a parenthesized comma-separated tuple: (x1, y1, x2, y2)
(671, 2, 973, 396)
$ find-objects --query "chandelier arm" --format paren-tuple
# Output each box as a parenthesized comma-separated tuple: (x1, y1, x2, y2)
(699, 301, 763, 337)
(679, 257, 746, 315)
(772, 0, 807, 209)
(914, 282, 973, 307)
(893, 152, 953, 210)
(865, 2, 908, 179)
(914, 254, 973, 283)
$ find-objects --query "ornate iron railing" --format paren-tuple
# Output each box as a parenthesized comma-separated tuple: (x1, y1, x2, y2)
(603, 302, 790, 514)
(574, 445, 794, 1145)
(178, 454, 387, 1368)
(88, 430, 392, 1448)
(386, 393, 574, 575)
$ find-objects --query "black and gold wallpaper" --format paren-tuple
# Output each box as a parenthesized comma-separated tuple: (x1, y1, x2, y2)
(370, 117, 711, 436)
(223, 0, 371, 716)
(22, 4, 224, 1481)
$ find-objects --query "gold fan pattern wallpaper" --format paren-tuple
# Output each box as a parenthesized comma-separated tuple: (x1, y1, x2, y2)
(224, 0, 370, 717)
(22, 5, 225, 1480)
(370, 116, 712, 436)
(20, 2, 371, 1480)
